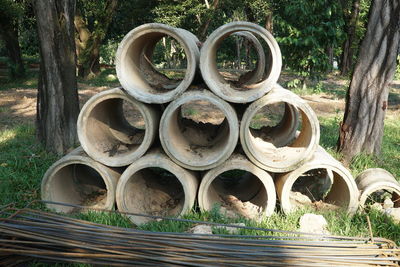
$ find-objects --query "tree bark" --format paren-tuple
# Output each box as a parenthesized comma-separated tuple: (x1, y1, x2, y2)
(340, 0, 361, 76)
(265, 12, 273, 33)
(0, 22, 25, 78)
(338, 0, 400, 162)
(34, 0, 80, 155)
(74, 0, 117, 79)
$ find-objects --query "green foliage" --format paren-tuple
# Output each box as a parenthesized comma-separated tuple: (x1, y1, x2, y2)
(273, 0, 344, 79)
(99, 38, 118, 65)
(395, 55, 400, 80)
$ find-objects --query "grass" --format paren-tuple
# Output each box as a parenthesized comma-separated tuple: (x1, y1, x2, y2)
(77, 68, 120, 87)
(0, 70, 399, 265)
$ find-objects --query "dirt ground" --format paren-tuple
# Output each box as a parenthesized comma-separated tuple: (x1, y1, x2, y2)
(0, 78, 399, 131)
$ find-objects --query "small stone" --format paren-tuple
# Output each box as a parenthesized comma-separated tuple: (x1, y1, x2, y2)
(385, 208, 400, 223)
(188, 225, 212, 235)
(106, 74, 117, 81)
(299, 213, 330, 235)
(383, 198, 394, 209)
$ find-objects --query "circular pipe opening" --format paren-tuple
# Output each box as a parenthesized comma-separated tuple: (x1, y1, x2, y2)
(198, 155, 276, 218)
(241, 88, 319, 172)
(78, 88, 158, 167)
(200, 21, 282, 103)
(116, 23, 199, 103)
(42, 162, 114, 213)
(122, 167, 185, 217)
(160, 90, 238, 170)
(116, 151, 198, 225)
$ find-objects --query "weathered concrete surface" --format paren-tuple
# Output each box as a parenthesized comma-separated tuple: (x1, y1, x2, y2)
(240, 85, 319, 173)
(198, 153, 276, 218)
(116, 23, 200, 103)
(116, 149, 198, 225)
(200, 21, 282, 103)
(77, 87, 159, 167)
(160, 89, 239, 170)
(356, 168, 400, 208)
(41, 147, 120, 213)
(275, 146, 359, 215)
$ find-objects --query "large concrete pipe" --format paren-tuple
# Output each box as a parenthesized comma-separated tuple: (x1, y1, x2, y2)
(240, 85, 319, 172)
(78, 87, 159, 167)
(116, 150, 198, 225)
(41, 147, 120, 213)
(275, 146, 359, 214)
(356, 168, 400, 208)
(159, 89, 239, 170)
(200, 21, 282, 103)
(198, 154, 276, 218)
(116, 23, 200, 104)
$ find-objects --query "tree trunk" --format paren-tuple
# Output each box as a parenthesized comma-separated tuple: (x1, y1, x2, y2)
(338, 0, 400, 162)
(265, 12, 273, 33)
(197, 0, 219, 41)
(0, 24, 25, 78)
(340, 0, 361, 76)
(74, 0, 117, 79)
(34, 0, 80, 155)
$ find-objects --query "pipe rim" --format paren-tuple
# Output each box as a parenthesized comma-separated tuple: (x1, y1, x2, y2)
(116, 153, 197, 225)
(198, 159, 276, 217)
(159, 90, 239, 170)
(278, 163, 359, 214)
(358, 182, 400, 207)
(240, 88, 319, 172)
(77, 88, 157, 167)
(200, 21, 282, 103)
(41, 156, 116, 213)
(116, 23, 198, 104)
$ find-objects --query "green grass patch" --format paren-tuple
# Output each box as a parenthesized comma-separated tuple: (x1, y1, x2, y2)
(0, 69, 38, 91)
(77, 68, 120, 87)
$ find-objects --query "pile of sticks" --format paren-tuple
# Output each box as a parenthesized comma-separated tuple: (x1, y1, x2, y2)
(1, 203, 399, 266)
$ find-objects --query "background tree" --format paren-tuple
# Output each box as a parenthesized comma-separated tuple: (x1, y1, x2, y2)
(0, 0, 25, 78)
(34, 0, 80, 155)
(272, 0, 344, 84)
(75, 0, 118, 79)
(338, 0, 400, 161)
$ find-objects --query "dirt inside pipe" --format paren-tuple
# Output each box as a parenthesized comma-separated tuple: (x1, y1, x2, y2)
(124, 168, 184, 217)
(364, 190, 400, 209)
(210, 170, 267, 220)
(290, 168, 342, 211)
(139, 36, 186, 93)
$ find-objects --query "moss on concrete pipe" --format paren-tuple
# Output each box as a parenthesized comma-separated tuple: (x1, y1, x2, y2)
(116, 23, 200, 104)
(240, 85, 319, 172)
(116, 149, 198, 225)
(198, 154, 276, 217)
(200, 21, 282, 103)
(77, 87, 159, 167)
(275, 146, 359, 215)
(159, 89, 239, 170)
(356, 168, 400, 208)
(41, 147, 121, 213)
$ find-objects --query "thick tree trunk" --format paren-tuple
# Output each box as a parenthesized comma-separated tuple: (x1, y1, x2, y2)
(0, 24, 25, 78)
(34, 0, 80, 155)
(74, 0, 117, 79)
(338, 0, 400, 162)
(340, 0, 361, 76)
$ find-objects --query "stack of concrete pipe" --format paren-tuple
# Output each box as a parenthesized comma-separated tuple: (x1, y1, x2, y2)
(42, 21, 393, 225)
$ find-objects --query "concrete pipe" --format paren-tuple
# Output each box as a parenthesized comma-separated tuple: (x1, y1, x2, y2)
(116, 23, 200, 104)
(240, 85, 319, 172)
(356, 168, 400, 208)
(116, 150, 198, 225)
(275, 146, 359, 214)
(78, 87, 159, 167)
(200, 21, 282, 103)
(198, 154, 276, 218)
(41, 147, 120, 213)
(160, 89, 239, 170)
